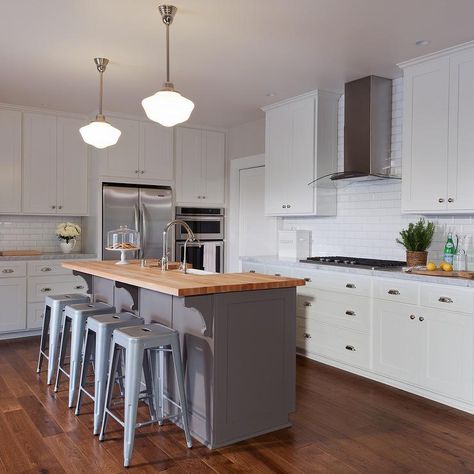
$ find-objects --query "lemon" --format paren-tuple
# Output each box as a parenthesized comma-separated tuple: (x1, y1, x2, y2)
(426, 262, 437, 271)
(442, 263, 453, 272)
(439, 261, 448, 270)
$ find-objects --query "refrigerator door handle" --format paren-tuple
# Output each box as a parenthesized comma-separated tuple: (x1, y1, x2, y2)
(134, 203, 141, 259)
(141, 203, 147, 254)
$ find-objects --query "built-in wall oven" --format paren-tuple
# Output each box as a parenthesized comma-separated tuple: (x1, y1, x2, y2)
(175, 207, 224, 273)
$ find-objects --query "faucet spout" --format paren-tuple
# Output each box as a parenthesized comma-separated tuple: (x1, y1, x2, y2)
(162, 219, 199, 272)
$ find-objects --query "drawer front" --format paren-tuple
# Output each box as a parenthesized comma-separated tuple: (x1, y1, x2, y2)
(28, 275, 88, 302)
(297, 288, 370, 332)
(420, 284, 474, 314)
(296, 317, 370, 369)
(297, 270, 371, 297)
(28, 261, 73, 277)
(27, 302, 45, 329)
(0, 262, 26, 278)
(374, 278, 419, 304)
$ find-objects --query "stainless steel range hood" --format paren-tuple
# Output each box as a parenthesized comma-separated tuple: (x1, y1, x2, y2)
(329, 75, 400, 182)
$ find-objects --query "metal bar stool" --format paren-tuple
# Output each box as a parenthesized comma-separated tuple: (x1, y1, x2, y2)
(36, 293, 90, 385)
(99, 323, 192, 468)
(75, 312, 144, 435)
(54, 302, 116, 407)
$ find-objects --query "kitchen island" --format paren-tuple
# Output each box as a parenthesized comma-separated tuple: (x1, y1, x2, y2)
(62, 260, 305, 448)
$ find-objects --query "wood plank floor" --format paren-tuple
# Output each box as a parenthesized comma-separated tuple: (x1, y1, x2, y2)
(1, 338, 474, 473)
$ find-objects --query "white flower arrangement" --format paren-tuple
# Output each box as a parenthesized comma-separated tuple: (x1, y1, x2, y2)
(56, 222, 81, 243)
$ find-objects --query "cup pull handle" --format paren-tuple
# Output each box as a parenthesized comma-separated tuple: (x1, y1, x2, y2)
(1, 269, 14, 274)
(345, 345, 356, 351)
(438, 296, 453, 303)
(41, 267, 52, 272)
(345, 310, 355, 316)
(304, 333, 312, 339)
(40, 287, 52, 293)
(304, 277, 312, 282)
(346, 283, 356, 289)
(388, 289, 400, 295)
(303, 302, 312, 307)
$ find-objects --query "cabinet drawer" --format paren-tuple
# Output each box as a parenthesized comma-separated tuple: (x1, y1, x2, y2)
(420, 284, 474, 314)
(296, 317, 370, 369)
(27, 275, 88, 302)
(0, 262, 26, 278)
(28, 261, 73, 277)
(27, 302, 45, 329)
(299, 271, 371, 297)
(297, 288, 370, 332)
(374, 278, 419, 304)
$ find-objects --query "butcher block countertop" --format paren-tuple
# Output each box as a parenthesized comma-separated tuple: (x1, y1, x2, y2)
(62, 260, 305, 297)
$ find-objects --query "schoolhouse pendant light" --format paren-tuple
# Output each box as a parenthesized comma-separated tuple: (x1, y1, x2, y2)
(80, 58, 121, 149)
(142, 5, 194, 127)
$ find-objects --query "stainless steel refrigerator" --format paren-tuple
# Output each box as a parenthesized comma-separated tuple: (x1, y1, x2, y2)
(102, 183, 173, 261)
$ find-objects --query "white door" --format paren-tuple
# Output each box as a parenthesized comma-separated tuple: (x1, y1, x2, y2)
(418, 308, 473, 401)
(373, 301, 420, 384)
(176, 127, 203, 203)
(139, 122, 173, 181)
(100, 117, 139, 178)
(286, 97, 315, 214)
(401, 57, 450, 212)
(238, 166, 277, 259)
(202, 130, 225, 205)
(265, 105, 289, 215)
(447, 48, 474, 212)
(0, 278, 26, 332)
(23, 113, 58, 214)
(0, 109, 21, 213)
(56, 117, 88, 215)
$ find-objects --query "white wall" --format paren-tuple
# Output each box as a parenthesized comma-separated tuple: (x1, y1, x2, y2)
(0, 215, 84, 253)
(227, 118, 265, 161)
(230, 79, 474, 265)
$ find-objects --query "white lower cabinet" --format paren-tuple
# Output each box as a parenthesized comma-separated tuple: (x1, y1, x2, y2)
(0, 278, 27, 332)
(241, 259, 474, 412)
(27, 302, 46, 330)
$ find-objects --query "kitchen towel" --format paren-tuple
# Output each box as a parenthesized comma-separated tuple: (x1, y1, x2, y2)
(203, 242, 217, 272)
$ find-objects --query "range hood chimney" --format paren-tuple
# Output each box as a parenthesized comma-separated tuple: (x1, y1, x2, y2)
(330, 75, 398, 181)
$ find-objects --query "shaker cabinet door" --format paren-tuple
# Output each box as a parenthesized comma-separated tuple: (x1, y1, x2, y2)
(0, 109, 21, 213)
(139, 122, 173, 181)
(23, 113, 58, 214)
(202, 130, 225, 204)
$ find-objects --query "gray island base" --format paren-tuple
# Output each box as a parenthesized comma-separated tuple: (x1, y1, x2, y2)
(85, 274, 296, 449)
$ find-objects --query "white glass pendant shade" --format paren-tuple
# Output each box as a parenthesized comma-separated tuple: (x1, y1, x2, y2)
(142, 89, 194, 127)
(80, 118, 121, 149)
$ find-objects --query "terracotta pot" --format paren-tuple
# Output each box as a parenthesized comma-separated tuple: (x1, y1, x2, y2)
(406, 250, 428, 267)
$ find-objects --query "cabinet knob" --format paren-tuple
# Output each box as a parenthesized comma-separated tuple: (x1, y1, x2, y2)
(410, 314, 416, 320)
(419, 316, 425, 322)
(2, 269, 14, 274)
(287, 204, 291, 208)
(438, 198, 445, 203)
(135, 170, 139, 174)
(303, 301, 312, 307)
(40, 267, 52, 272)
(304, 277, 312, 282)
(345, 345, 356, 351)
(346, 283, 356, 289)
(58, 205, 63, 210)
(438, 296, 453, 304)
(345, 310, 356, 316)
(202, 196, 206, 199)
(448, 197, 454, 203)
(282, 205, 287, 208)
(304, 333, 312, 339)
(51, 205, 56, 209)
(140, 170, 145, 174)
(198, 196, 202, 199)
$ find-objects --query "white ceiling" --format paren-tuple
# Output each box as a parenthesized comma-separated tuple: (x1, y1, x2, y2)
(2, 0, 474, 128)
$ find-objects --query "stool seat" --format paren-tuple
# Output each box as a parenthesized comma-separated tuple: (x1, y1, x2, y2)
(75, 311, 144, 435)
(54, 302, 116, 407)
(100, 322, 192, 467)
(36, 293, 90, 385)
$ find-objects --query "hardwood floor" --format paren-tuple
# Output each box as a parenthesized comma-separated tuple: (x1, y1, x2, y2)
(1, 337, 474, 473)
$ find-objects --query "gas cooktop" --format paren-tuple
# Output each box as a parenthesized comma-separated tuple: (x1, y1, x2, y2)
(300, 256, 406, 269)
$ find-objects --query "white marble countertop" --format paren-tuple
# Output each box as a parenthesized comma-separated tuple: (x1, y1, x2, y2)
(0, 252, 97, 262)
(240, 255, 474, 288)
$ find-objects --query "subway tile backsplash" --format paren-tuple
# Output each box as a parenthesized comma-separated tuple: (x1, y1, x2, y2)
(282, 78, 474, 266)
(0, 215, 83, 253)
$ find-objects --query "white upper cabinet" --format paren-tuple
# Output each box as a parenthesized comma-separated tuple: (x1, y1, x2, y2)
(23, 113, 58, 214)
(176, 126, 225, 205)
(98, 117, 173, 182)
(400, 42, 474, 213)
(263, 90, 339, 216)
(23, 112, 88, 215)
(57, 117, 88, 215)
(0, 109, 21, 213)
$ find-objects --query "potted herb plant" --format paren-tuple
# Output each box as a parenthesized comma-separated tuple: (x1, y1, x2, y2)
(56, 222, 81, 254)
(396, 218, 435, 267)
